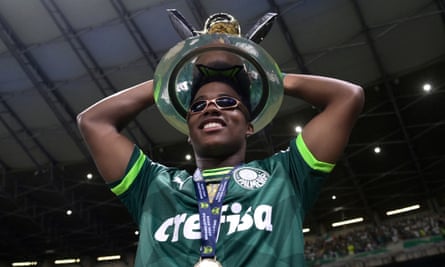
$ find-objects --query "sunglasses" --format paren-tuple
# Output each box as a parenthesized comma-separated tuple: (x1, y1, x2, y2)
(189, 96, 249, 117)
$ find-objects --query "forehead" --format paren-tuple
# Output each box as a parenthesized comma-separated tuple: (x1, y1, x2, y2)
(192, 81, 241, 100)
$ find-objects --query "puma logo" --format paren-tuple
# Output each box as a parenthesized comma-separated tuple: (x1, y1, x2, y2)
(173, 176, 189, 190)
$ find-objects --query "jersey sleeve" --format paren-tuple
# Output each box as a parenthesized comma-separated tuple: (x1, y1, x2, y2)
(107, 145, 166, 224)
(289, 134, 335, 216)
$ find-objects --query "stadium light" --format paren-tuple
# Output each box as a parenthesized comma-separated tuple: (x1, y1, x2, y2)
(97, 255, 121, 262)
(12, 262, 38, 267)
(54, 259, 80, 265)
(386, 204, 420, 216)
(331, 217, 364, 228)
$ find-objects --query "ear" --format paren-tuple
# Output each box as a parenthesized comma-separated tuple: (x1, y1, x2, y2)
(246, 123, 254, 138)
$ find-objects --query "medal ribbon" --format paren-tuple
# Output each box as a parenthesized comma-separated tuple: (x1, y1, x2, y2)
(193, 167, 235, 258)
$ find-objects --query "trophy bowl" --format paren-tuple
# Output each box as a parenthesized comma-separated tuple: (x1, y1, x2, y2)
(153, 34, 283, 135)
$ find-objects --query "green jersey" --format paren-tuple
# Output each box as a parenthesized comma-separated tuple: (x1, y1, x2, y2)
(109, 134, 334, 266)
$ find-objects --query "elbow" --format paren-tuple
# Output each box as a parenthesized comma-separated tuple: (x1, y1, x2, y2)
(76, 107, 121, 135)
(76, 111, 84, 128)
(76, 108, 107, 140)
(76, 109, 94, 134)
(348, 84, 365, 116)
(354, 85, 365, 109)
(76, 110, 87, 135)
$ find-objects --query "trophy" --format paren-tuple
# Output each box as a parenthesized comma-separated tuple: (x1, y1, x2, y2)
(153, 10, 283, 135)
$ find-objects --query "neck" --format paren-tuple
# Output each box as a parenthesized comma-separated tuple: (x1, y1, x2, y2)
(195, 154, 244, 170)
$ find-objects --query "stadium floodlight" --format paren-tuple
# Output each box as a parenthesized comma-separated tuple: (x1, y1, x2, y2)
(12, 262, 38, 267)
(331, 217, 364, 228)
(386, 204, 420, 216)
(54, 259, 80, 265)
(97, 255, 121, 262)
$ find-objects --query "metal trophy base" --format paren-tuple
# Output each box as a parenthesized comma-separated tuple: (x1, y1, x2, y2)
(153, 34, 283, 135)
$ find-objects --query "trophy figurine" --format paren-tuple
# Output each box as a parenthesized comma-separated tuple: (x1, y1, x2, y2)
(167, 9, 277, 43)
(153, 10, 283, 135)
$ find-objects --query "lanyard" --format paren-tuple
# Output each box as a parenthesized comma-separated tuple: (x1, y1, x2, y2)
(192, 167, 235, 258)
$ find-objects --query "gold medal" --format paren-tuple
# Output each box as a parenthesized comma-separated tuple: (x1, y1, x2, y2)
(194, 258, 223, 267)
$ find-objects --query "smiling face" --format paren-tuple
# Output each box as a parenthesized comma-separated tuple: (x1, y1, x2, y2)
(187, 81, 254, 160)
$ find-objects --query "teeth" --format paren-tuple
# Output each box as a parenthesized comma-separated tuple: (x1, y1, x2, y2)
(203, 122, 222, 129)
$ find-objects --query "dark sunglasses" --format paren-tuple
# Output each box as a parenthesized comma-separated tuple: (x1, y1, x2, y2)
(189, 96, 248, 115)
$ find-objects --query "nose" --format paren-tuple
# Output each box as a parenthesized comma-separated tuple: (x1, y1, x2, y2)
(203, 100, 220, 114)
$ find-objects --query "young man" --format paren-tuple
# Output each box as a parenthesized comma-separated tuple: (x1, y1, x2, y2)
(77, 50, 364, 266)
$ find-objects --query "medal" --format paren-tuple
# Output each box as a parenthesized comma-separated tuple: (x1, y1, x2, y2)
(194, 258, 223, 267)
(192, 167, 237, 267)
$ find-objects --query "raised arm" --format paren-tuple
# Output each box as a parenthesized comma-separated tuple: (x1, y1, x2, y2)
(283, 74, 364, 164)
(77, 80, 154, 183)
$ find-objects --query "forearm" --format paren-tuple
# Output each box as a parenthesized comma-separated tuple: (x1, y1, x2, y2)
(283, 74, 363, 111)
(77, 80, 154, 132)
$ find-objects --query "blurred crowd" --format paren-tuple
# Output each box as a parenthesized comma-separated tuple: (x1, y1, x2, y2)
(304, 213, 445, 261)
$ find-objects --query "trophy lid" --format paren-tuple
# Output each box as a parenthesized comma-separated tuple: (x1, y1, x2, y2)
(153, 34, 283, 135)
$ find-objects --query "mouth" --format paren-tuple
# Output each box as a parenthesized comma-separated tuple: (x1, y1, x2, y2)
(199, 119, 226, 130)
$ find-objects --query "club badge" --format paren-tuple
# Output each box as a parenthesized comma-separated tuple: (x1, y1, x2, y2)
(233, 167, 270, 190)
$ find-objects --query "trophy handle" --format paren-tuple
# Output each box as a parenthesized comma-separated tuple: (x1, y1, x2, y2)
(245, 12, 278, 43)
(167, 9, 198, 39)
